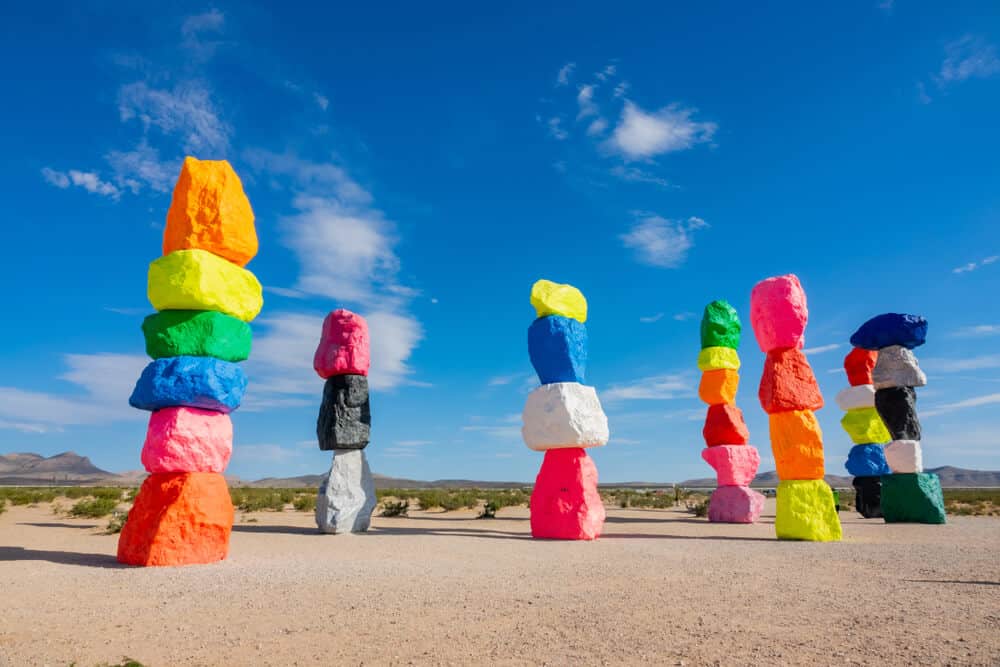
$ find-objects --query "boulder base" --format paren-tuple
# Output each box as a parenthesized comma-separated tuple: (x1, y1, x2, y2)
(317, 375, 371, 450)
(844, 348, 878, 386)
(142, 310, 252, 362)
(853, 475, 883, 519)
(874, 387, 921, 440)
(768, 410, 824, 480)
(698, 369, 739, 405)
(700, 300, 742, 350)
(885, 439, 923, 473)
(880, 473, 946, 524)
(702, 445, 760, 486)
(703, 404, 750, 447)
(530, 279, 587, 323)
(141, 407, 232, 473)
(697, 346, 740, 372)
(313, 309, 370, 378)
(850, 313, 928, 351)
(759, 347, 823, 413)
(845, 444, 892, 477)
(117, 472, 234, 566)
(872, 345, 927, 389)
(840, 407, 891, 445)
(147, 249, 263, 322)
(527, 315, 587, 384)
(775, 479, 842, 541)
(521, 382, 609, 451)
(315, 449, 377, 533)
(749, 274, 808, 352)
(530, 448, 605, 540)
(708, 485, 764, 523)
(129, 356, 247, 413)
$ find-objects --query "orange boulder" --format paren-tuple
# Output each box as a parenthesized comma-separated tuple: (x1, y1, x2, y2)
(117, 472, 234, 567)
(699, 369, 739, 405)
(844, 347, 878, 387)
(768, 410, 825, 480)
(759, 347, 823, 414)
(703, 404, 750, 446)
(163, 157, 258, 266)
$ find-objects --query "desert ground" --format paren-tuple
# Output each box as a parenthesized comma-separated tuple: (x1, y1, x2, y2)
(1, 500, 998, 667)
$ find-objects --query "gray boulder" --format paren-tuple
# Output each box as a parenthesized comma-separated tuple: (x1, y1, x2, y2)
(316, 449, 377, 533)
(872, 345, 927, 389)
(317, 374, 371, 450)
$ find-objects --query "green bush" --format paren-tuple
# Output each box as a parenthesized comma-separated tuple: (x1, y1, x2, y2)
(685, 496, 710, 518)
(230, 488, 290, 512)
(292, 495, 315, 511)
(478, 501, 499, 519)
(380, 500, 409, 517)
(69, 497, 119, 518)
(105, 511, 128, 534)
(0, 498, 6, 515)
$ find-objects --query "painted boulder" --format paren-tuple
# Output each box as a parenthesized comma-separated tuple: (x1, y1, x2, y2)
(759, 347, 823, 414)
(769, 410, 825, 480)
(697, 346, 740, 372)
(844, 347, 878, 386)
(774, 479, 842, 541)
(749, 274, 808, 353)
(835, 384, 876, 411)
(872, 345, 927, 389)
(317, 374, 371, 450)
(700, 300, 742, 350)
(129, 356, 247, 413)
(880, 472, 946, 524)
(850, 313, 927, 351)
(313, 309, 371, 378)
(703, 404, 750, 447)
(701, 445, 760, 486)
(530, 279, 587, 323)
(142, 310, 252, 362)
(141, 407, 233, 473)
(527, 315, 587, 384)
(874, 386, 921, 440)
(521, 382, 609, 451)
(708, 485, 765, 523)
(529, 447, 605, 540)
(698, 369, 739, 405)
(845, 443, 892, 477)
(840, 407, 891, 445)
(147, 249, 263, 322)
(885, 439, 923, 473)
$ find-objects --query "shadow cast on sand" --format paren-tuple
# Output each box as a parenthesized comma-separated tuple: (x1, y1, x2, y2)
(232, 524, 318, 536)
(0, 546, 125, 569)
(903, 579, 1000, 586)
(603, 532, 776, 542)
(18, 522, 98, 529)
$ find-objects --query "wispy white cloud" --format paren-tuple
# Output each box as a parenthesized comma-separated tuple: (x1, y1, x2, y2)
(609, 165, 673, 189)
(313, 92, 329, 111)
(922, 392, 1000, 417)
(639, 313, 664, 323)
(603, 374, 692, 401)
(620, 214, 708, 268)
(41, 168, 121, 199)
(118, 79, 231, 155)
(594, 64, 616, 82)
(586, 117, 608, 136)
(923, 354, 1000, 373)
(180, 9, 226, 61)
(802, 343, 842, 355)
(952, 324, 1000, 337)
(556, 62, 576, 87)
(673, 312, 697, 322)
(547, 116, 568, 140)
(916, 81, 932, 104)
(936, 35, 1000, 86)
(877, 0, 894, 13)
(606, 101, 716, 160)
(576, 84, 599, 120)
(953, 255, 998, 274)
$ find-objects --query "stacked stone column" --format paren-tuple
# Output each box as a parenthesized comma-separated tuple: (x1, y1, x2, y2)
(119, 157, 261, 566)
(837, 347, 891, 518)
(521, 280, 608, 540)
(697, 300, 764, 523)
(750, 274, 841, 541)
(850, 313, 946, 524)
(313, 309, 376, 533)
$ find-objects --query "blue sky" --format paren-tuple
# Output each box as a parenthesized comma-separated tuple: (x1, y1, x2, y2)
(1, 2, 998, 482)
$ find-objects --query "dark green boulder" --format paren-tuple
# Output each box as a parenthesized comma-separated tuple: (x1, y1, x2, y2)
(700, 300, 741, 350)
(880, 472, 946, 524)
(142, 310, 252, 362)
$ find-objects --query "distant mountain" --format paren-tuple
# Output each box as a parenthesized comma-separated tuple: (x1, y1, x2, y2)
(0, 451, 119, 485)
(245, 474, 530, 489)
(677, 467, 1000, 489)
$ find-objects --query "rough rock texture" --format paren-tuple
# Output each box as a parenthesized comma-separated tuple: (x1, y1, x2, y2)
(147, 249, 263, 322)
(163, 157, 258, 266)
(840, 407, 892, 445)
(315, 449, 377, 533)
(702, 404, 750, 446)
(701, 445, 760, 486)
(885, 439, 923, 473)
(774, 479, 842, 541)
(317, 374, 371, 450)
(141, 407, 232, 474)
(874, 386, 921, 440)
(708, 485, 765, 523)
(698, 369, 739, 405)
(521, 382, 609, 451)
(845, 444, 892, 477)
(880, 472, 946, 524)
(529, 448, 605, 540)
(142, 310, 252, 362)
(749, 274, 808, 353)
(700, 300, 742, 350)
(835, 384, 876, 411)
(527, 315, 587, 384)
(129, 356, 247, 413)
(313, 309, 370, 378)
(530, 279, 587, 323)
(758, 347, 823, 413)
(844, 347, 878, 386)
(872, 345, 927, 389)
(850, 313, 928, 351)
(697, 346, 741, 372)
(768, 410, 825, 480)
(852, 475, 883, 519)
(117, 472, 234, 566)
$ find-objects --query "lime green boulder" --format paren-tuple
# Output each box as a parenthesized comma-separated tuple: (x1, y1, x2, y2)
(841, 407, 891, 444)
(142, 311, 252, 362)
(697, 346, 741, 372)
(148, 249, 263, 322)
(775, 480, 843, 541)
(880, 473, 946, 524)
(700, 300, 741, 350)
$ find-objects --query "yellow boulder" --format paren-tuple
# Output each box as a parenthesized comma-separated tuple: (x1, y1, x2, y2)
(163, 157, 258, 267)
(530, 279, 587, 322)
(697, 346, 741, 372)
(148, 250, 263, 322)
(841, 407, 891, 445)
(775, 479, 842, 542)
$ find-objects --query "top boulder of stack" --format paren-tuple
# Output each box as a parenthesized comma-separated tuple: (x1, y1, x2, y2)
(700, 300, 741, 350)
(849, 313, 927, 350)
(530, 279, 587, 323)
(314, 309, 370, 378)
(164, 157, 258, 267)
(749, 274, 808, 352)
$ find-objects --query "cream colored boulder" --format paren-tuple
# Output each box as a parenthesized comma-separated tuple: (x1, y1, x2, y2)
(835, 384, 875, 411)
(885, 439, 923, 473)
(521, 382, 609, 451)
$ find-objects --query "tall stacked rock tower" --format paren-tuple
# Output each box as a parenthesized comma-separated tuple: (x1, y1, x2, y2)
(119, 157, 261, 566)
(522, 280, 609, 540)
(697, 300, 764, 523)
(750, 275, 841, 541)
(313, 309, 376, 533)
(837, 347, 892, 518)
(850, 313, 945, 524)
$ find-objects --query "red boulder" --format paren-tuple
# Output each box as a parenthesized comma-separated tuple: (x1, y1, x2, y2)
(703, 404, 750, 446)
(759, 347, 823, 414)
(844, 347, 877, 386)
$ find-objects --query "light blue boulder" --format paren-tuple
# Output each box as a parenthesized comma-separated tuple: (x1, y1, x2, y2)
(129, 356, 247, 413)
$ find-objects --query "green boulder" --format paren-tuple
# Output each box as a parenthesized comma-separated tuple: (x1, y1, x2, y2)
(701, 300, 741, 350)
(142, 310, 252, 362)
(880, 472, 946, 524)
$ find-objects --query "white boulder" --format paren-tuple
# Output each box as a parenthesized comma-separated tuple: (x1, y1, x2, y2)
(885, 439, 923, 473)
(835, 384, 876, 411)
(521, 382, 609, 451)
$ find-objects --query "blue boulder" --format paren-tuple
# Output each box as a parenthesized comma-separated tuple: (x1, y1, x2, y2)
(129, 356, 247, 413)
(850, 313, 928, 350)
(528, 315, 587, 384)
(845, 444, 892, 477)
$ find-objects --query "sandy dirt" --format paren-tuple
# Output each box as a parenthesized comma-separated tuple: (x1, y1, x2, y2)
(0, 500, 998, 667)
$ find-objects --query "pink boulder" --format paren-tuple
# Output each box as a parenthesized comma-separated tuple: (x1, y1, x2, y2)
(141, 407, 233, 474)
(701, 445, 761, 486)
(314, 309, 370, 378)
(750, 274, 809, 353)
(530, 448, 605, 540)
(708, 485, 765, 523)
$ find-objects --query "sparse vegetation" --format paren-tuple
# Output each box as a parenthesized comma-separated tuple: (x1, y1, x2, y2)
(0, 498, 5, 515)
(478, 501, 498, 519)
(105, 511, 128, 534)
(69, 496, 120, 518)
(944, 489, 1000, 516)
(603, 488, 680, 509)
(380, 500, 409, 517)
(684, 495, 711, 518)
(292, 494, 316, 511)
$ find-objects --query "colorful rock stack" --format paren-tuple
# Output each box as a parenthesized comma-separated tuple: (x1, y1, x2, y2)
(522, 279, 609, 540)
(750, 274, 842, 541)
(697, 300, 764, 523)
(313, 309, 376, 533)
(850, 313, 945, 524)
(837, 347, 891, 518)
(119, 157, 261, 566)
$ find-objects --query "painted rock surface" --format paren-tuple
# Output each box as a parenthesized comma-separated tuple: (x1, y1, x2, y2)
(845, 443, 892, 477)
(759, 347, 823, 413)
(529, 448, 605, 540)
(530, 279, 587, 323)
(885, 439, 923, 473)
(844, 347, 878, 386)
(141, 407, 232, 473)
(774, 479, 842, 541)
(703, 404, 750, 446)
(163, 157, 258, 266)
(148, 249, 263, 322)
(698, 369, 739, 405)
(872, 345, 927, 389)
(840, 407, 891, 445)
(749, 274, 808, 352)
(853, 475, 883, 519)
(117, 472, 234, 566)
(521, 382, 609, 451)
(880, 472, 946, 524)
(700, 300, 742, 350)
(527, 315, 587, 384)
(701, 445, 760, 486)
(697, 346, 740, 372)
(142, 310, 252, 362)
(874, 386, 921, 440)
(850, 313, 928, 351)
(129, 356, 247, 413)
(835, 384, 876, 411)
(708, 485, 765, 523)
(313, 309, 370, 378)
(769, 410, 825, 480)
(317, 374, 371, 450)
(315, 449, 377, 533)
